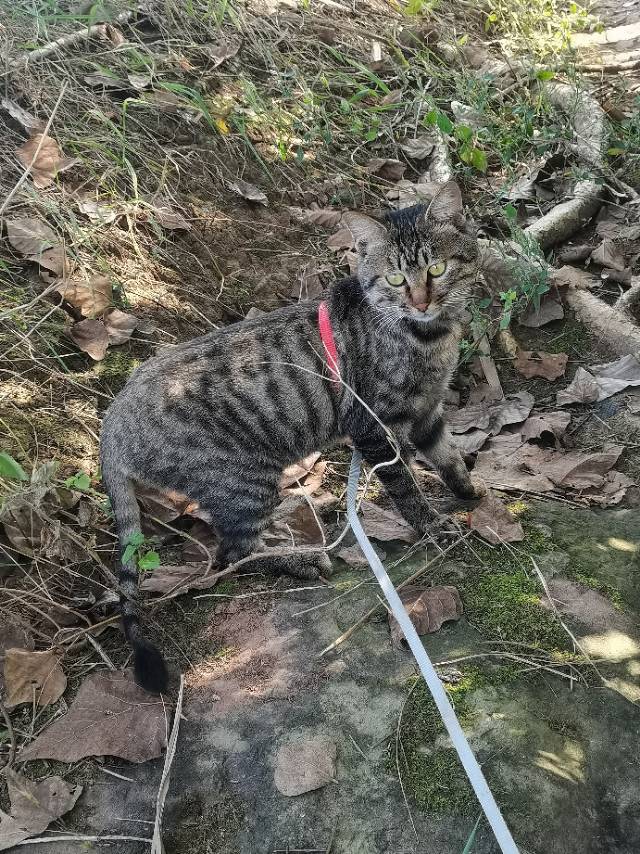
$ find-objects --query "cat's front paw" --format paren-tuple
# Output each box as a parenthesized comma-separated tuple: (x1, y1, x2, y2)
(456, 475, 487, 501)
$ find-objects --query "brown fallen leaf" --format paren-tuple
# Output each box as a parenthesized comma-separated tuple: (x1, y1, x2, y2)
(56, 275, 112, 318)
(181, 519, 220, 562)
(400, 136, 435, 159)
(84, 71, 126, 88)
(146, 200, 191, 231)
(389, 585, 463, 648)
(520, 411, 571, 442)
(337, 541, 387, 568)
(583, 470, 635, 507)
(519, 293, 564, 327)
(291, 260, 324, 301)
(596, 220, 640, 241)
(452, 429, 490, 454)
(556, 367, 600, 406)
(127, 72, 152, 90)
(364, 158, 406, 182)
(468, 495, 525, 545)
(69, 319, 109, 361)
(6, 217, 57, 256)
(19, 671, 168, 763)
(0, 770, 82, 851)
(305, 208, 343, 228)
(326, 228, 354, 251)
(360, 500, 417, 543)
(266, 496, 325, 546)
(200, 41, 240, 67)
(0, 621, 33, 695)
(0, 501, 45, 557)
(448, 392, 534, 437)
(141, 563, 217, 594)
(280, 453, 322, 490)
(274, 730, 336, 796)
(514, 350, 568, 381)
(539, 445, 623, 491)
(283, 461, 327, 497)
(4, 648, 66, 709)
(77, 198, 119, 224)
(1, 97, 45, 133)
(104, 309, 138, 345)
(228, 178, 268, 205)
(16, 134, 76, 189)
(28, 245, 74, 279)
(386, 180, 439, 209)
(591, 239, 626, 272)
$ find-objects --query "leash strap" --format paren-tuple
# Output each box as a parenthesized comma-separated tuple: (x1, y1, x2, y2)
(318, 300, 340, 383)
(346, 449, 520, 853)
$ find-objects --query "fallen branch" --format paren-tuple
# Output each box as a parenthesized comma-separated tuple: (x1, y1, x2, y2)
(565, 287, 640, 356)
(151, 675, 184, 854)
(10, 10, 134, 68)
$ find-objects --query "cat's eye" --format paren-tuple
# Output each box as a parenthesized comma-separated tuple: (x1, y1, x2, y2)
(428, 261, 447, 277)
(386, 273, 405, 286)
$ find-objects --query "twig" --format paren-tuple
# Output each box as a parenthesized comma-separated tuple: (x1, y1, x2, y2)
(151, 675, 184, 854)
(17, 835, 152, 845)
(10, 10, 134, 68)
(86, 634, 117, 670)
(0, 83, 68, 221)
(98, 767, 135, 783)
(0, 696, 16, 772)
(318, 532, 471, 657)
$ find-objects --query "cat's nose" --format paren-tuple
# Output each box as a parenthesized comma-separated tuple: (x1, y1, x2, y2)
(413, 302, 428, 312)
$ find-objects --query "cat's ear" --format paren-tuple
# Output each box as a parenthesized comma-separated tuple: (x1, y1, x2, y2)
(342, 212, 387, 248)
(425, 181, 463, 223)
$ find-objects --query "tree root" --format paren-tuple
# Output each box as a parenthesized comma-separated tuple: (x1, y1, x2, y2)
(565, 288, 640, 356)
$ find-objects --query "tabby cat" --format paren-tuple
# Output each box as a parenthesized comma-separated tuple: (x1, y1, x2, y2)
(100, 180, 486, 693)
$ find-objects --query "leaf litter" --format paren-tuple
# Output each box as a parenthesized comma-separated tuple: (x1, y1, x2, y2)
(389, 585, 463, 648)
(0, 770, 82, 851)
(16, 134, 77, 188)
(20, 671, 168, 764)
(3, 648, 66, 708)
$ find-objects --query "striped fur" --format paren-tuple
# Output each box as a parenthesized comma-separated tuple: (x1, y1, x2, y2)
(100, 182, 485, 693)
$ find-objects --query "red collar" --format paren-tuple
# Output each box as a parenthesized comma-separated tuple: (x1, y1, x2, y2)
(318, 301, 340, 384)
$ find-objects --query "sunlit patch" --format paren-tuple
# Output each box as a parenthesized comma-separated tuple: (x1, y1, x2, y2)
(607, 537, 639, 553)
(604, 677, 640, 703)
(580, 630, 639, 661)
(535, 742, 585, 783)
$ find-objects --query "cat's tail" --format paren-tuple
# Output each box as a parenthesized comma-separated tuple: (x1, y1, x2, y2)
(102, 460, 169, 694)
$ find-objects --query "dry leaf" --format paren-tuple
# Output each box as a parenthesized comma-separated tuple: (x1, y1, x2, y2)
(360, 500, 417, 543)
(280, 453, 321, 490)
(291, 260, 324, 301)
(468, 495, 525, 545)
(326, 228, 354, 251)
(0, 770, 82, 851)
(28, 245, 73, 278)
(104, 309, 138, 345)
(19, 671, 168, 763)
(364, 157, 406, 182)
(181, 519, 220, 562)
(520, 412, 571, 442)
(556, 367, 600, 406)
(0, 621, 33, 695)
(519, 293, 564, 327)
(514, 350, 568, 381)
(201, 41, 240, 67)
(305, 208, 343, 228)
(136, 485, 195, 525)
(70, 319, 109, 361)
(452, 429, 490, 454)
(389, 585, 463, 648)
(283, 461, 327, 497)
(6, 217, 56, 256)
(56, 275, 112, 318)
(77, 199, 119, 224)
(4, 649, 66, 709)
(386, 180, 439, 209)
(1, 97, 44, 133)
(539, 445, 623, 490)
(16, 134, 76, 188)
(583, 470, 635, 507)
(448, 392, 534, 437)
(337, 542, 386, 568)
(596, 220, 640, 241)
(228, 179, 268, 205)
(590, 239, 626, 272)
(448, 402, 491, 434)
(141, 563, 215, 594)
(127, 72, 152, 90)
(147, 200, 191, 231)
(555, 356, 640, 407)
(274, 730, 336, 796)
(473, 444, 554, 494)
(0, 501, 45, 557)
(400, 136, 435, 159)
(266, 496, 325, 546)
(84, 71, 125, 88)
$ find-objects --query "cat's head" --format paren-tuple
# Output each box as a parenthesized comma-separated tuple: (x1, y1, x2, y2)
(343, 182, 479, 329)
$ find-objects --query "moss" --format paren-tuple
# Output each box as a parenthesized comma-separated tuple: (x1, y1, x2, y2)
(398, 667, 510, 814)
(95, 349, 139, 391)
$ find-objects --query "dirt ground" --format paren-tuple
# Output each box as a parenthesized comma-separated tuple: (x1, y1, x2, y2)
(2, 0, 640, 852)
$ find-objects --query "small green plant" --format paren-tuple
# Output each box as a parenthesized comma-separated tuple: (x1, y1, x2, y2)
(64, 471, 92, 491)
(424, 109, 487, 173)
(0, 452, 28, 481)
(122, 532, 160, 571)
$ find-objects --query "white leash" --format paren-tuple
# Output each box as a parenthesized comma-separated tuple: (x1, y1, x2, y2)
(346, 449, 520, 853)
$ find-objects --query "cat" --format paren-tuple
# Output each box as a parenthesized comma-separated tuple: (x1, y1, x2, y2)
(100, 180, 486, 693)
